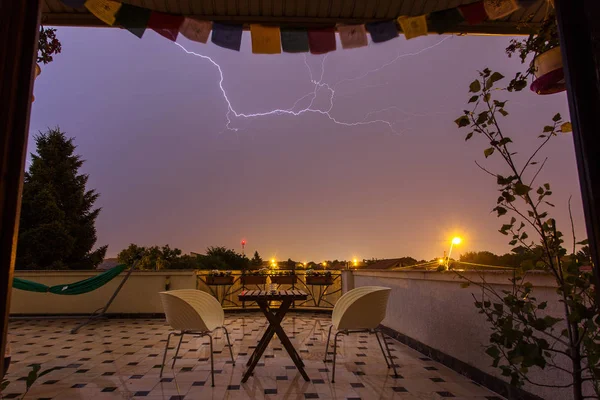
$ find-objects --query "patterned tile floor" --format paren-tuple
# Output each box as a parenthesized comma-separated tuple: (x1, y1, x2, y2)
(3, 312, 504, 400)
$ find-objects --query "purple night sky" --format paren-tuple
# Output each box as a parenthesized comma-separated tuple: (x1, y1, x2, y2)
(29, 27, 584, 262)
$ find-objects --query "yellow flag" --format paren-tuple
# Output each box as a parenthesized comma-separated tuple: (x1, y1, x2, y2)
(250, 25, 281, 54)
(85, 0, 122, 26)
(397, 15, 428, 40)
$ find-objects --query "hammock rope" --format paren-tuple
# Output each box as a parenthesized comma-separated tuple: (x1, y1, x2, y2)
(12, 264, 128, 295)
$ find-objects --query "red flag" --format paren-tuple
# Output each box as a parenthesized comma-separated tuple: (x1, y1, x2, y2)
(459, 1, 488, 25)
(307, 28, 336, 54)
(148, 11, 184, 41)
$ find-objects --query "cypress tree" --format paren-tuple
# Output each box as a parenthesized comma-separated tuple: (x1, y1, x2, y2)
(16, 128, 107, 270)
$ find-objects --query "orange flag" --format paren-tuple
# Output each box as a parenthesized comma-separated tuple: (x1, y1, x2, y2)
(180, 19, 212, 43)
(397, 15, 428, 40)
(250, 25, 281, 54)
(84, 0, 122, 26)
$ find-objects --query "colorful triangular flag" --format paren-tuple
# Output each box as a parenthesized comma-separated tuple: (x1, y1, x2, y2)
(115, 3, 151, 38)
(459, 1, 488, 25)
(366, 20, 398, 43)
(281, 29, 309, 53)
(338, 25, 368, 49)
(179, 19, 212, 43)
(397, 15, 428, 40)
(428, 8, 464, 34)
(212, 23, 243, 51)
(483, 0, 520, 20)
(84, 0, 122, 26)
(148, 12, 184, 41)
(250, 25, 282, 54)
(307, 28, 336, 54)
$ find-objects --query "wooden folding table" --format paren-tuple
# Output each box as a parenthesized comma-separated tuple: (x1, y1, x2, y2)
(238, 289, 309, 383)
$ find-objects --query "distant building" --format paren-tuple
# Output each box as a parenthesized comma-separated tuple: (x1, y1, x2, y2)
(360, 258, 417, 270)
(97, 258, 120, 270)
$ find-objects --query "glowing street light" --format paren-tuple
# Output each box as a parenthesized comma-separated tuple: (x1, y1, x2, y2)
(446, 237, 463, 269)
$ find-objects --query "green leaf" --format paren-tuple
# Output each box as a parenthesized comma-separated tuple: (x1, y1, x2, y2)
(544, 183, 550, 190)
(455, 116, 470, 128)
(486, 346, 500, 359)
(552, 113, 561, 122)
(536, 187, 544, 195)
(469, 80, 481, 93)
(494, 206, 507, 216)
(483, 93, 491, 102)
(499, 109, 508, 117)
(514, 183, 531, 196)
(484, 147, 495, 158)
(490, 72, 504, 83)
(560, 122, 572, 133)
(476, 112, 488, 125)
(26, 364, 41, 390)
(468, 95, 479, 103)
(1, 380, 9, 391)
(543, 125, 554, 132)
(465, 132, 474, 141)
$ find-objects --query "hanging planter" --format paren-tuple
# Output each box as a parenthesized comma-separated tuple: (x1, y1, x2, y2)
(32, 63, 41, 102)
(530, 46, 566, 95)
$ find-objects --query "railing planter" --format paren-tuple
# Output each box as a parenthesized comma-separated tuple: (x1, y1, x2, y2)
(306, 276, 334, 285)
(270, 275, 297, 285)
(241, 275, 267, 285)
(206, 275, 234, 285)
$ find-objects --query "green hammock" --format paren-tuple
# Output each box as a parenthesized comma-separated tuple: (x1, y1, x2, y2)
(12, 264, 128, 295)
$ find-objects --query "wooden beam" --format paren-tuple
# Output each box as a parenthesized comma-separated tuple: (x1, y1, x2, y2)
(555, 0, 600, 303)
(0, 0, 41, 376)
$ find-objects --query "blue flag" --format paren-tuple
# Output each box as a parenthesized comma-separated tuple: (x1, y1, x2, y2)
(365, 20, 398, 43)
(211, 23, 243, 51)
(281, 29, 309, 53)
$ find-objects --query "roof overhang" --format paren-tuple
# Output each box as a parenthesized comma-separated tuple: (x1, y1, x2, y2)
(41, 0, 548, 35)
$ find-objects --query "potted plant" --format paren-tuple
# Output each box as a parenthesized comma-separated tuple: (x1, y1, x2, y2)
(206, 270, 234, 285)
(505, 12, 564, 95)
(270, 270, 297, 285)
(305, 270, 334, 285)
(241, 268, 268, 285)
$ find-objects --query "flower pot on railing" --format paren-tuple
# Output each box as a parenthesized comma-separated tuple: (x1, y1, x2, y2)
(270, 275, 297, 285)
(206, 275, 234, 285)
(530, 47, 565, 95)
(306, 275, 334, 285)
(241, 275, 267, 285)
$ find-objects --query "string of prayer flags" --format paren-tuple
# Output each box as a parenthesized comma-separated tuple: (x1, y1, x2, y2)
(484, 0, 520, 20)
(61, 0, 86, 8)
(180, 19, 212, 43)
(115, 3, 151, 38)
(148, 12, 184, 41)
(250, 25, 281, 54)
(366, 20, 399, 43)
(397, 15, 428, 40)
(459, 1, 488, 25)
(211, 23, 243, 51)
(84, 0, 122, 26)
(338, 25, 368, 49)
(428, 7, 464, 34)
(281, 29, 309, 53)
(308, 28, 336, 54)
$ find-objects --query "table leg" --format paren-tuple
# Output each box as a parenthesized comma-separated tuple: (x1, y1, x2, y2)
(259, 301, 309, 381)
(242, 299, 294, 383)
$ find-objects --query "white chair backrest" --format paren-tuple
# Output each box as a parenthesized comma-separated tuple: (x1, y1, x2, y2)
(159, 289, 224, 332)
(332, 286, 391, 330)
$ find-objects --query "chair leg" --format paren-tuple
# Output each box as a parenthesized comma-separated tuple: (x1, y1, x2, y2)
(160, 332, 174, 378)
(380, 330, 398, 377)
(172, 333, 184, 370)
(323, 325, 332, 363)
(331, 331, 343, 383)
(374, 330, 391, 368)
(208, 333, 215, 387)
(222, 326, 235, 366)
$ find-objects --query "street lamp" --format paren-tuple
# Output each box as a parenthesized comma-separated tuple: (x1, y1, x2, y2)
(446, 237, 462, 269)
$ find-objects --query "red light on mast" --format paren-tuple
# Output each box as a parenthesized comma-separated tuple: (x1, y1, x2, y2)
(241, 239, 246, 246)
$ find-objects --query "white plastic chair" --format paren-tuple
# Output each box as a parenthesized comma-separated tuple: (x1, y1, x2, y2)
(159, 289, 235, 386)
(324, 286, 398, 382)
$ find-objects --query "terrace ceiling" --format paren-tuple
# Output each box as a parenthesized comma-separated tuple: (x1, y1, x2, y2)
(42, 0, 549, 35)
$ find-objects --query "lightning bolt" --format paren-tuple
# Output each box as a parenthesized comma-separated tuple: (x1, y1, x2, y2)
(173, 35, 452, 133)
